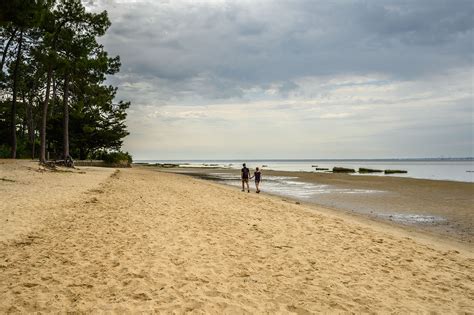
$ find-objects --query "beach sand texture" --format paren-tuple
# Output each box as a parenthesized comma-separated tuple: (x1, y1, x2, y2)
(0, 161, 473, 313)
(172, 167, 474, 244)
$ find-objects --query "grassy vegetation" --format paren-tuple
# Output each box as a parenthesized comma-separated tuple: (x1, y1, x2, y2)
(95, 151, 133, 167)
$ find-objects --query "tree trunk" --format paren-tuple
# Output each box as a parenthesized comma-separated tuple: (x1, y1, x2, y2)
(10, 28, 23, 159)
(50, 73, 56, 118)
(32, 133, 36, 159)
(62, 74, 70, 159)
(21, 92, 27, 137)
(0, 27, 17, 73)
(40, 64, 53, 163)
(26, 93, 35, 159)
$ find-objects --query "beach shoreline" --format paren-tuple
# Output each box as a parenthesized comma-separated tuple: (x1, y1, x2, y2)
(156, 166, 474, 249)
(1, 160, 473, 312)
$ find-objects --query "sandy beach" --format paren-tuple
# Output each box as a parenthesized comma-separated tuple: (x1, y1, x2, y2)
(0, 160, 473, 313)
(168, 167, 474, 245)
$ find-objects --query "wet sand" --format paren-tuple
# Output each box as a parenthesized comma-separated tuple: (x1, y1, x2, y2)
(1, 160, 473, 312)
(163, 167, 474, 246)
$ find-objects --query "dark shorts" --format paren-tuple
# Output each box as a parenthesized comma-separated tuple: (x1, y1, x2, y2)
(242, 178, 249, 182)
(255, 179, 260, 183)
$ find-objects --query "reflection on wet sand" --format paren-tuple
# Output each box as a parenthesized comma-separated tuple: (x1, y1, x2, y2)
(208, 172, 384, 198)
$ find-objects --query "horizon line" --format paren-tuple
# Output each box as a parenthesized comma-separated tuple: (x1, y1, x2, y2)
(134, 157, 474, 162)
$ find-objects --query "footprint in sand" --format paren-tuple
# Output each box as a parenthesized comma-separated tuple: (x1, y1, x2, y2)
(287, 305, 312, 315)
(133, 292, 151, 300)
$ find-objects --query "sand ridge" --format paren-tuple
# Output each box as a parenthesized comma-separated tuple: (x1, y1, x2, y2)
(0, 164, 473, 313)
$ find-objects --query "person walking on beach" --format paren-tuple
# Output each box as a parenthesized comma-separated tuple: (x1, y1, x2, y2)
(241, 163, 250, 193)
(251, 167, 262, 193)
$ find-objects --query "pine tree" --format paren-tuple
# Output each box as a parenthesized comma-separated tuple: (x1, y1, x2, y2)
(0, 0, 130, 163)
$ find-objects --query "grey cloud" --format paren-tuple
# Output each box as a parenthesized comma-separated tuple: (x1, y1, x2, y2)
(96, 0, 473, 103)
(82, 0, 474, 158)
(356, 0, 473, 45)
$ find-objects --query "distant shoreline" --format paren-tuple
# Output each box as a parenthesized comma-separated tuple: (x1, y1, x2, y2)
(136, 157, 474, 162)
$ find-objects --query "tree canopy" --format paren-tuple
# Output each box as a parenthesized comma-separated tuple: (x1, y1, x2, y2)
(0, 0, 130, 163)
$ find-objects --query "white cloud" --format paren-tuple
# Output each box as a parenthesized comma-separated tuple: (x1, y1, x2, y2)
(83, 0, 474, 159)
(122, 68, 473, 159)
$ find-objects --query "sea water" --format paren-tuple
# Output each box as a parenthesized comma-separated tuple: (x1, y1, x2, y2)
(138, 159, 474, 183)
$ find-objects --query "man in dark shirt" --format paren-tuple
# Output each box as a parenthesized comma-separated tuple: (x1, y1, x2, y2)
(241, 163, 250, 193)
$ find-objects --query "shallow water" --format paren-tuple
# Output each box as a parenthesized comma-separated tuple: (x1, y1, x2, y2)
(208, 172, 384, 199)
(376, 213, 447, 225)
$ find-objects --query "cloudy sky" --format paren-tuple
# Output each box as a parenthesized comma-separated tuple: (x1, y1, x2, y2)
(84, 0, 473, 160)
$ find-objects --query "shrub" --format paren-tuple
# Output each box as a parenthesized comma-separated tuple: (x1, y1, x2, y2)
(0, 145, 10, 158)
(96, 151, 133, 166)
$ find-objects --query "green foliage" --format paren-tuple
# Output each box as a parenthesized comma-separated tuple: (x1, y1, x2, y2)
(0, 145, 10, 158)
(0, 0, 130, 161)
(0, 0, 49, 27)
(93, 150, 133, 165)
(0, 141, 31, 159)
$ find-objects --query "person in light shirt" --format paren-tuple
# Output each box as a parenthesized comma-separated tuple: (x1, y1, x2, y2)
(251, 167, 262, 193)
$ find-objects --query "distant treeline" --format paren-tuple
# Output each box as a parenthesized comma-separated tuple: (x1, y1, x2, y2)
(0, 0, 131, 163)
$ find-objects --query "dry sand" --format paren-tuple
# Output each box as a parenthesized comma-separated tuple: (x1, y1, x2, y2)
(169, 167, 474, 245)
(0, 159, 115, 242)
(0, 160, 473, 313)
